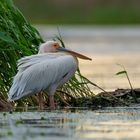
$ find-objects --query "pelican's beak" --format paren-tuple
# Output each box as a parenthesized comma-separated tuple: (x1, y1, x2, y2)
(57, 47, 92, 61)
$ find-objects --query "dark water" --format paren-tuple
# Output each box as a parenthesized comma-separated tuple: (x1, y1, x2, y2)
(0, 107, 140, 140)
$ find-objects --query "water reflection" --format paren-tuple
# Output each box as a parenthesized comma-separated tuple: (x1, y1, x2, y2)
(0, 107, 140, 139)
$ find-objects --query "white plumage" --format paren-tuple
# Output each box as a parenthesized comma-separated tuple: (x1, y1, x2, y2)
(8, 53, 77, 101)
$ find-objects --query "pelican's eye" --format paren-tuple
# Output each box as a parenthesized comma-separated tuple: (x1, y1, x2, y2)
(53, 43, 59, 48)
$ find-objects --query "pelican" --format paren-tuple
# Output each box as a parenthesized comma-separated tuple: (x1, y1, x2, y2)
(8, 41, 92, 109)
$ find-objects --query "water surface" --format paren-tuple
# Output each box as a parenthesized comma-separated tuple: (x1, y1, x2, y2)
(0, 107, 140, 140)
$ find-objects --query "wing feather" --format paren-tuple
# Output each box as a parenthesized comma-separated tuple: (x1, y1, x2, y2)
(17, 53, 62, 72)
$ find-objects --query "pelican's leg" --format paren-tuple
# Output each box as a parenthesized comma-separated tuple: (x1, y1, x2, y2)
(49, 95, 55, 109)
(38, 92, 44, 110)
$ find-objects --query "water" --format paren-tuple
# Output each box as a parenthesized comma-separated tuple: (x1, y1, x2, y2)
(36, 25, 140, 93)
(0, 108, 140, 140)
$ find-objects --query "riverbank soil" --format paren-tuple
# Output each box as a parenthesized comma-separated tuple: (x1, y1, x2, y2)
(0, 88, 140, 111)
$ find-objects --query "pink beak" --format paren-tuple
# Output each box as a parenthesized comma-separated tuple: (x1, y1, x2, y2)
(57, 47, 92, 61)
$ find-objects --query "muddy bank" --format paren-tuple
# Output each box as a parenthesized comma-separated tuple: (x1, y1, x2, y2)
(70, 88, 140, 108)
(0, 88, 140, 111)
(0, 99, 12, 111)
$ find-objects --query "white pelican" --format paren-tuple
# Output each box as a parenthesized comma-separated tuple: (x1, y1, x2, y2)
(8, 41, 92, 109)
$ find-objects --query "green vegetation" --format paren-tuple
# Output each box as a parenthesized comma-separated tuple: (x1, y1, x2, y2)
(116, 64, 137, 102)
(116, 64, 134, 91)
(14, 0, 140, 25)
(0, 0, 43, 107)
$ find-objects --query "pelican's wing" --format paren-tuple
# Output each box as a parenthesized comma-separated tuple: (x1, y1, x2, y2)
(8, 54, 77, 101)
(17, 53, 62, 72)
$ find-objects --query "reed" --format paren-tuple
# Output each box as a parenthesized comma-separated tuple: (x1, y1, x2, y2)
(116, 64, 137, 102)
(0, 0, 43, 105)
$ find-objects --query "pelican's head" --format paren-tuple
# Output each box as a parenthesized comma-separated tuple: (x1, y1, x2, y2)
(39, 40, 92, 61)
(38, 41, 59, 53)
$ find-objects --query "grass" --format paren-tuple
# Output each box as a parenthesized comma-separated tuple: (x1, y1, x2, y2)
(116, 64, 137, 102)
(0, 0, 43, 106)
(0, 0, 100, 108)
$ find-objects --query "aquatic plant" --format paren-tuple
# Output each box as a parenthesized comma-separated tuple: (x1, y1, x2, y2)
(0, 0, 43, 106)
(116, 64, 137, 102)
